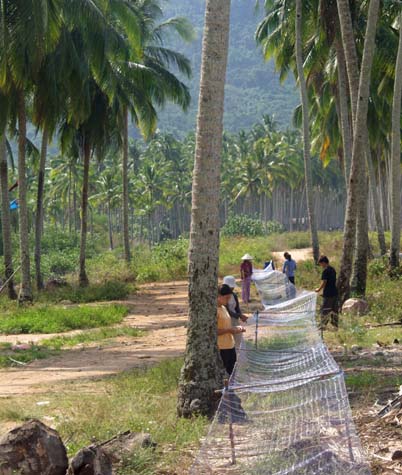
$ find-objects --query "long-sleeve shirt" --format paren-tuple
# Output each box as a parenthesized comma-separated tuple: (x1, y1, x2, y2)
(240, 261, 253, 278)
(283, 259, 297, 277)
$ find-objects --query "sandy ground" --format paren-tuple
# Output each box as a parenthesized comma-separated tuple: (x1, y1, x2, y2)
(272, 247, 313, 264)
(0, 281, 189, 396)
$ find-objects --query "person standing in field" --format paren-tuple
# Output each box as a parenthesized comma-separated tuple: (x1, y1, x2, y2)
(282, 252, 297, 285)
(223, 276, 248, 349)
(217, 285, 246, 375)
(240, 254, 253, 304)
(315, 255, 339, 328)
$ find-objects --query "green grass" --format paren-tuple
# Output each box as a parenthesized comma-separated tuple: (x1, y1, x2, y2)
(0, 359, 208, 473)
(0, 304, 128, 334)
(0, 327, 143, 367)
(43, 280, 132, 304)
(42, 326, 144, 349)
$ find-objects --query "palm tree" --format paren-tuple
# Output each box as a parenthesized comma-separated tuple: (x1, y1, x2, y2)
(177, 0, 232, 418)
(390, 11, 402, 269)
(0, 134, 17, 299)
(295, 0, 320, 262)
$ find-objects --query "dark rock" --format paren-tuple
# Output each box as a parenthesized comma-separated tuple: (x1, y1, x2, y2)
(99, 431, 156, 464)
(392, 450, 402, 461)
(67, 446, 112, 475)
(0, 419, 68, 475)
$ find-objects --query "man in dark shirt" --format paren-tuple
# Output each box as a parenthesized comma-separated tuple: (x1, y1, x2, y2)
(315, 255, 339, 328)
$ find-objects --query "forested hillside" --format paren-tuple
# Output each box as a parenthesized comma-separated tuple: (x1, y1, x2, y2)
(159, 0, 299, 135)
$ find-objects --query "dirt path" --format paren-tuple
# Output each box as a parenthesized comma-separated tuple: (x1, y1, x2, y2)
(0, 281, 189, 396)
(272, 247, 312, 264)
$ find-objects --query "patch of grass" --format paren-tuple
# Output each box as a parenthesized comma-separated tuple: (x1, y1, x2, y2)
(0, 359, 208, 472)
(0, 304, 128, 334)
(42, 326, 144, 350)
(345, 372, 380, 390)
(44, 280, 132, 304)
(0, 343, 57, 367)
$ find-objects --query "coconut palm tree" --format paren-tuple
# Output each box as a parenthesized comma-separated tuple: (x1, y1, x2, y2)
(177, 0, 232, 418)
(390, 11, 402, 269)
(295, 0, 320, 262)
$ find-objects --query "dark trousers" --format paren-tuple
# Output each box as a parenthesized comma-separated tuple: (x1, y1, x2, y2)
(321, 296, 339, 327)
(220, 348, 237, 375)
(288, 276, 295, 285)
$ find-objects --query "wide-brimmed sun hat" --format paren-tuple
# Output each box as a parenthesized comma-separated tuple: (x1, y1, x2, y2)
(223, 275, 238, 288)
(241, 253, 253, 260)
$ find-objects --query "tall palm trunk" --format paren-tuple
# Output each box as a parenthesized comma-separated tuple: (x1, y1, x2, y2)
(366, 142, 386, 255)
(336, 0, 380, 302)
(122, 107, 131, 263)
(295, 0, 319, 262)
(17, 91, 32, 302)
(351, 174, 369, 295)
(107, 199, 114, 250)
(335, 39, 352, 183)
(177, 0, 231, 418)
(390, 12, 402, 269)
(0, 135, 17, 299)
(34, 128, 49, 291)
(79, 139, 90, 287)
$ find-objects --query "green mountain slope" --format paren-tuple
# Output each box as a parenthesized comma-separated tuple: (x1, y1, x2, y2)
(158, 0, 299, 135)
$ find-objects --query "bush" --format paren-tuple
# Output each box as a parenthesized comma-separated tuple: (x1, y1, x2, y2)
(0, 304, 128, 334)
(134, 238, 188, 283)
(368, 257, 388, 277)
(221, 214, 283, 237)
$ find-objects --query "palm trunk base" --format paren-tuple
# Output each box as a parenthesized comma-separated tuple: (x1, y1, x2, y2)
(79, 270, 89, 288)
(18, 287, 33, 304)
(177, 360, 223, 418)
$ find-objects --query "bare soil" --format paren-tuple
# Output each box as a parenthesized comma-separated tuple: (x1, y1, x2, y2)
(0, 281, 189, 396)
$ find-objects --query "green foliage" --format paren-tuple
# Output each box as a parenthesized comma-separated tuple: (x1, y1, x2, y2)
(0, 343, 55, 368)
(134, 238, 188, 283)
(222, 214, 283, 237)
(0, 304, 128, 334)
(368, 257, 388, 276)
(46, 281, 131, 304)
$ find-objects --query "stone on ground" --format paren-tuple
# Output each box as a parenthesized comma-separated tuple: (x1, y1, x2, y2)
(342, 298, 369, 316)
(67, 446, 112, 475)
(0, 419, 68, 475)
(99, 431, 156, 464)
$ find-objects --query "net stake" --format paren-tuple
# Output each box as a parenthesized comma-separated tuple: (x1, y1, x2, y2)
(254, 310, 259, 349)
(224, 379, 236, 466)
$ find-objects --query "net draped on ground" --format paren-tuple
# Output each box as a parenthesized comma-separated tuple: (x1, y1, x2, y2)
(191, 270, 371, 474)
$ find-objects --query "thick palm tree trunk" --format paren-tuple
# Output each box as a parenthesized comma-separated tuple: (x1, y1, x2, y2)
(335, 39, 352, 183)
(351, 174, 369, 295)
(390, 12, 402, 269)
(0, 135, 17, 299)
(122, 107, 131, 263)
(177, 0, 231, 418)
(366, 142, 386, 255)
(34, 128, 49, 291)
(79, 139, 90, 287)
(295, 0, 319, 262)
(17, 92, 33, 303)
(336, 0, 380, 302)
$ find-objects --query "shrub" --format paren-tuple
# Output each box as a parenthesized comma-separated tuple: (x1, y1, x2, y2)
(222, 214, 264, 237)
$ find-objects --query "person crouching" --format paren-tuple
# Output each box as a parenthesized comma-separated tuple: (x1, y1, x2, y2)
(217, 284, 246, 376)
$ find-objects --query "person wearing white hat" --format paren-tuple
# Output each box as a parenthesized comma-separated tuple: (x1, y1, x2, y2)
(223, 276, 248, 349)
(240, 254, 253, 304)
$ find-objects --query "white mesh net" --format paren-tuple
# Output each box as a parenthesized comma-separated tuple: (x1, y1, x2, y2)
(190, 270, 370, 474)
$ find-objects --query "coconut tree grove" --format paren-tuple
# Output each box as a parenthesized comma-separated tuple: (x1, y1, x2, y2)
(0, 0, 401, 430)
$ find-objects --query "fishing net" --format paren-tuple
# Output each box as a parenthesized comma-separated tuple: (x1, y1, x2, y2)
(190, 274, 370, 474)
(252, 270, 297, 306)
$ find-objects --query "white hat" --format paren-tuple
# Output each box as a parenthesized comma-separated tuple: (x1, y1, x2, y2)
(241, 253, 253, 260)
(223, 276, 237, 288)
